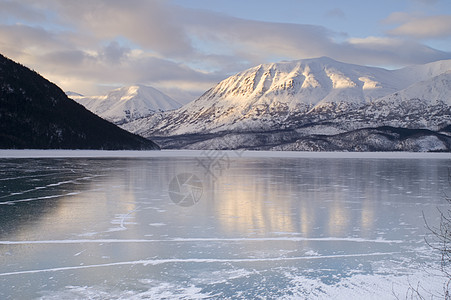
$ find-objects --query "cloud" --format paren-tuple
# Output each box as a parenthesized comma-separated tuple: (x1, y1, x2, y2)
(38, 0, 195, 58)
(0, 23, 68, 60)
(34, 48, 221, 98)
(345, 36, 450, 65)
(325, 8, 346, 19)
(182, 9, 449, 66)
(0, 0, 450, 101)
(101, 41, 131, 64)
(185, 13, 337, 64)
(385, 14, 451, 39)
(0, 1, 48, 24)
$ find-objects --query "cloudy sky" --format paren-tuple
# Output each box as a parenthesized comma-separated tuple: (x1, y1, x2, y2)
(0, 0, 450, 102)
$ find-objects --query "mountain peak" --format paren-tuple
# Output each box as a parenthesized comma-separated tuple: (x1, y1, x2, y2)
(301, 56, 338, 64)
(74, 84, 182, 125)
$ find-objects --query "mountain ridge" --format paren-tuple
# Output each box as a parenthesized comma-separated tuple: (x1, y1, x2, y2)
(121, 57, 450, 152)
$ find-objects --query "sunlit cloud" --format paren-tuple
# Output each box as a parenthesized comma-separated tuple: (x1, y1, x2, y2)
(385, 13, 451, 39)
(346, 36, 449, 65)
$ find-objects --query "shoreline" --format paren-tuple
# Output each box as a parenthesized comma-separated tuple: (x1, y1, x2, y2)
(0, 149, 450, 159)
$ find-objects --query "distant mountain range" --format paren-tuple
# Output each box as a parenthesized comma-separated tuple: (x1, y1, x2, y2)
(122, 57, 450, 152)
(3, 52, 448, 152)
(0, 54, 159, 150)
(69, 85, 181, 125)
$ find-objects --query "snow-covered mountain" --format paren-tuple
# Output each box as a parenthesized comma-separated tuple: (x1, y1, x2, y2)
(122, 57, 451, 151)
(70, 85, 181, 125)
(377, 71, 451, 105)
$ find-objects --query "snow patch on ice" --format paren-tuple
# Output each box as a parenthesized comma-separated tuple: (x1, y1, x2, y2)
(38, 282, 212, 300)
(149, 223, 166, 227)
(305, 250, 320, 256)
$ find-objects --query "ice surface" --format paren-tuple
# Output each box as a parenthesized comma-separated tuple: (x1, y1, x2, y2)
(0, 153, 449, 299)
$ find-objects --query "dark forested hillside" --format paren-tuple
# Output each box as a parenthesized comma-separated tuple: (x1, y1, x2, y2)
(0, 54, 159, 150)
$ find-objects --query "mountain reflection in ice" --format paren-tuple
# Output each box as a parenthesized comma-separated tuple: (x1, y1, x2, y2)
(0, 154, 449, 299)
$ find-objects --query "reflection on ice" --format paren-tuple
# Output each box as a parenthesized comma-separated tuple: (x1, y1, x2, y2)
(0, 153, 449, 299)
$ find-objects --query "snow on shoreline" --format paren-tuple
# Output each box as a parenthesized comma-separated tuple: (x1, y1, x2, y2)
(0, 149, 449, 159)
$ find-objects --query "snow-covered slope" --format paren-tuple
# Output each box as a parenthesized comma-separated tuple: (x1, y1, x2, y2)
(393, 59, 451, 85)
(174, 57, 399, 133)
(377, 71, 451, 105)
(119, 57, 451, 151)
(71, 85, 181, 125)
(184, 57, 451, 114)
(197, 57, 401, 106)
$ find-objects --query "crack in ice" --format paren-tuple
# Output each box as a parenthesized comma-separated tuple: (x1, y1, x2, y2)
(0, 252, 401, 277)
(0, 236, 404, 245)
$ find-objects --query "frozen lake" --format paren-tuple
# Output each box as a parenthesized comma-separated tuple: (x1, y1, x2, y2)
(0, 150, 450, 299)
